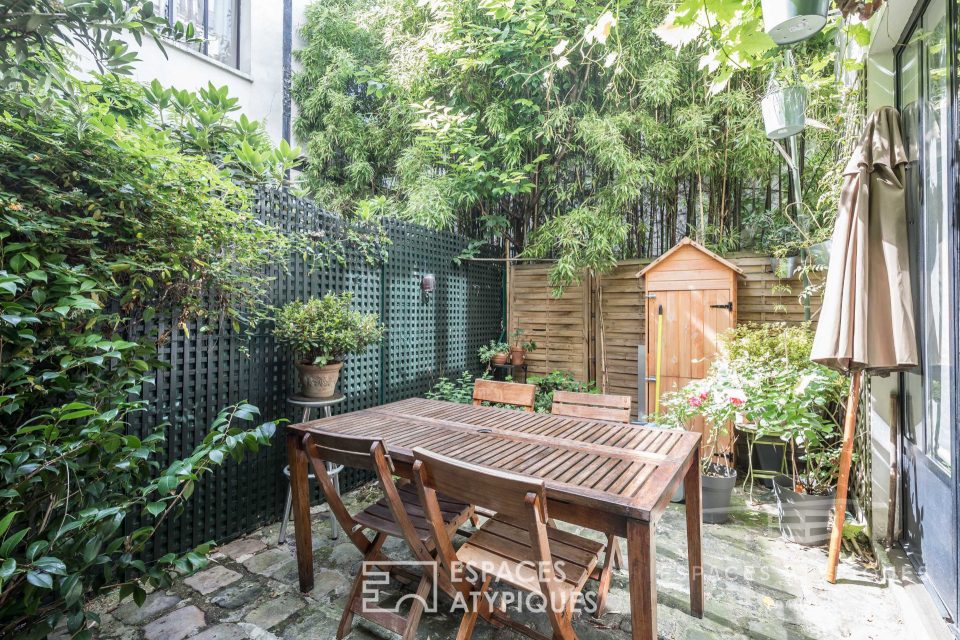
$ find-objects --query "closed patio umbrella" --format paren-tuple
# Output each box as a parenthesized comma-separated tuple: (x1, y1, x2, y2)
(811, 106, 918, 582)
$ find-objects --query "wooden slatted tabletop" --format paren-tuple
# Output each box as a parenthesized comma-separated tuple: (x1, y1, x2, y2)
(285, 397, 704, 640)
(303, 397, 699, 522)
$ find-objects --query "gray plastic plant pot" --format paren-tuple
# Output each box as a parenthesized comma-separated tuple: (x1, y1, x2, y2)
(773, 474, 836, 546)
(702, 468, 737, 524)
(761, 0, 830, 45)
(762, 85, 808, 140)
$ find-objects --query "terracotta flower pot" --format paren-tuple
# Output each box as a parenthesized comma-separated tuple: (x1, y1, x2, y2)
(509, 346, 526, 366)
(296, 361, 343, 398)
(490, 352, 509, 366)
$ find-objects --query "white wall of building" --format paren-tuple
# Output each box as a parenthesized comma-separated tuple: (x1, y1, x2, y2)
(79, 0, 311, 146)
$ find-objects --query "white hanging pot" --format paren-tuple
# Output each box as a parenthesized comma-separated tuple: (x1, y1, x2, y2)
(762, 85, 808, 140)
(761, 0, 830, 45)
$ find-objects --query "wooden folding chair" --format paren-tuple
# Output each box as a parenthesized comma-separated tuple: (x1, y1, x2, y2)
(473, 379, 536, 412)
(549, 390, 632, 613)
(550, 391, 631, 423)
(303, 432, 476, 640)
(411, 447, 611, 640)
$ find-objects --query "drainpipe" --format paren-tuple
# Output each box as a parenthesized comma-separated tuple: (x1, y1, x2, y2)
(281, 0, 292, 145)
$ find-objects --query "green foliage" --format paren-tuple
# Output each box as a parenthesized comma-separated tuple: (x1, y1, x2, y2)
(477, 340, 510, 364)
(139, 78, 301, 185)
(273, 293, 386, 366)
(0, 19, 297, 633)
(1, 84, 291, 330)
(509, 328, 537, 352)
(425, 371, 479, 404)
(426, 369, 595, 414)
(0, 1, 193, 91)
(293, 0, 793, 287)
(662, 323, 848, 490)
(527, 370, 597, 414)
(0, 400, 275, 637)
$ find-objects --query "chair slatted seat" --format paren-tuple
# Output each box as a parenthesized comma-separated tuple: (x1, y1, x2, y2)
(549, 390, 632, 613)
(303, 431, 475, 640)
(412, 446, 614, 640)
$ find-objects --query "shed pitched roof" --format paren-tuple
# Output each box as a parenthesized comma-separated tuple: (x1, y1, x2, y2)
(637, 237, 745, 278)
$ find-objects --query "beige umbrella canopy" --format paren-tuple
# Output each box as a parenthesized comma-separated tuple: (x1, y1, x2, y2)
(812, 106, 918, 372)
(811, 106, 918, 582)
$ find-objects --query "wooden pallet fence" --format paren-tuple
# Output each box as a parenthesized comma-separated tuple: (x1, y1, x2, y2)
(508, 254, 822, 416)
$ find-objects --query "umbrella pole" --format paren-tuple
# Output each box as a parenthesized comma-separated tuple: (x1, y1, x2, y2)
(826, 370, 863, 583)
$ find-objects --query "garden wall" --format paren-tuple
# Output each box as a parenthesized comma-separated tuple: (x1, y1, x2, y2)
(507, 254, 822, 413)
(132, 188, 504, 558)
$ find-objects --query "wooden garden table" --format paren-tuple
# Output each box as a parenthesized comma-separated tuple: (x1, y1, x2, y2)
(285, 398, 704, 640)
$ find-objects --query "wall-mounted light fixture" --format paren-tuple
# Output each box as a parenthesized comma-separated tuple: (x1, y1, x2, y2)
(420, 274, 437, 297)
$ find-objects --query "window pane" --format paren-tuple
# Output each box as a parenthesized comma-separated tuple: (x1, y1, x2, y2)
(900, 39, 922, 445)
(921, 1, 952, 469)
(207, 0, 238, 67)
(171, 0, 204, 52)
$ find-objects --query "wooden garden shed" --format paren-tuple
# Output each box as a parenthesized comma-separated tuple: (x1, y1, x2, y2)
(638, 238, 744, 433)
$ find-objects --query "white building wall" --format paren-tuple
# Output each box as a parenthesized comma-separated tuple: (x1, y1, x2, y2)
(78, 0, 311, 146)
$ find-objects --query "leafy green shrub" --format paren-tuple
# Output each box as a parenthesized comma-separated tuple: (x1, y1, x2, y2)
(662, 323, 848, 492)
(0, 63, 292, 637)
(528, 370, 597, 414)
(425, 371, 478, 404)
(273, 293, 385, 366)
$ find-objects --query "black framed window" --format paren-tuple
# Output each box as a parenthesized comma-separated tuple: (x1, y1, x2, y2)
(167, 0, 241, 69)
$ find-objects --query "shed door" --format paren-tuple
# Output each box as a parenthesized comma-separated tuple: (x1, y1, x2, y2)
(645, 289, 733, 452)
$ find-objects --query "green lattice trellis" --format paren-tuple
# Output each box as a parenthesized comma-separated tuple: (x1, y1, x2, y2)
(130, 188, 503, 558)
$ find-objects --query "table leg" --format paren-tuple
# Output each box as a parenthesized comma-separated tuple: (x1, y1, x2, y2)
(684, 458, 704, 618)
(322, 405, 341, 540)
(626, 519, 656, 640)
(287, 432, 314, 592)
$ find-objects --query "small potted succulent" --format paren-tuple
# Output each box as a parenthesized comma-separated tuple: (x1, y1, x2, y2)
(273, 292, 385, 398)
(508, 329, 538, 366)
(478, 340, 511, 367)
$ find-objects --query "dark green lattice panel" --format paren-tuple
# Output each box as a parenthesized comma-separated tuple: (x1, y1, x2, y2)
(130, 188, 503, 559)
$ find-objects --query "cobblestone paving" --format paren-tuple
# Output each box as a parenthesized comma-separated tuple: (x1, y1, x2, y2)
(78, 484, 913, 639)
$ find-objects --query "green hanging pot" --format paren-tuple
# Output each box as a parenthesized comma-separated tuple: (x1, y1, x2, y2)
(762, 85, 808, 140)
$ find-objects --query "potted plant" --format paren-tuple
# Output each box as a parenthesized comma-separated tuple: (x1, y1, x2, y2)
(508, 329, 538, 366)
(718, 323, 848, 544)
(663, 362, 743, 524)
(761, 59, 807, 140)
(273, 292, 385, 398)
(478, 339, 511, 367)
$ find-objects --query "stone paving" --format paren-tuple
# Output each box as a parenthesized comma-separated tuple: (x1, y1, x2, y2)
(79, 483, 919, 640)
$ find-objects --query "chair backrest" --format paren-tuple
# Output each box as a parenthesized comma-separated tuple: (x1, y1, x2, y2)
(411, 447, 564, 611)
(551, 390, 631, 423)
(411, 446, 546, 522)
(304, 431, 431, 560)
(472, 379, 536, 412)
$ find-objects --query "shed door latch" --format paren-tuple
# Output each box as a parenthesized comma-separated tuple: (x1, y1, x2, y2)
(710, 301, 733, 311)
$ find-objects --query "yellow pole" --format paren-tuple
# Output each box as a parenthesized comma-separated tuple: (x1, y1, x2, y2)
(654, 304, 664, 419)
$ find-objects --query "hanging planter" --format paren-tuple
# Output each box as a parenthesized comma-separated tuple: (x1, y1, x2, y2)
(769, 255, 802, 278)
(762, 84, 808, 140)
(808, 239, 832, 266)
(761, 0, 830, 45)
